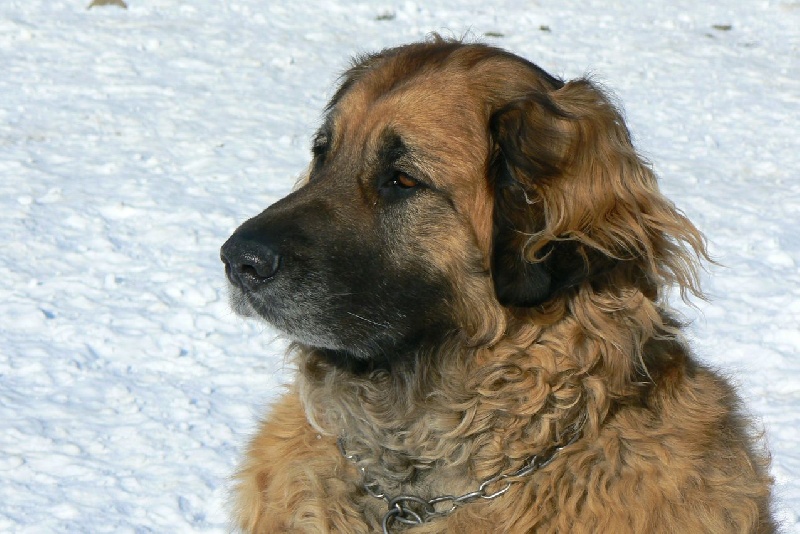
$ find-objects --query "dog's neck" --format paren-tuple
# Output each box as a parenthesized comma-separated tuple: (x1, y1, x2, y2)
(295, 321, 594, 497)
(295, 291, 672, 499)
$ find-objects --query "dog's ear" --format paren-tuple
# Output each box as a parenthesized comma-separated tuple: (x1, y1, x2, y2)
(489, 89, 585, 307)
(489, 79, 707, 307)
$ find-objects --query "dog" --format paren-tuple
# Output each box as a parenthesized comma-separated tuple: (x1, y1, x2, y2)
(220, 38, 775, 533)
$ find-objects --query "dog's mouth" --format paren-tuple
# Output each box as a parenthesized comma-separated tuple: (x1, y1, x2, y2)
(222, 268, 344, 353)
(220, 234, 373, 355)
(222, 275, 257, 319)
(220, 248, 259, 319)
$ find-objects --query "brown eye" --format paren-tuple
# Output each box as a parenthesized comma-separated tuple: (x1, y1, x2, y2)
(379, 171, 424, 200)
(393, 172, 419, 189)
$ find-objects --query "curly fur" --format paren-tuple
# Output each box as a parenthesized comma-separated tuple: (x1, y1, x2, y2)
(223, 38, 774, 533)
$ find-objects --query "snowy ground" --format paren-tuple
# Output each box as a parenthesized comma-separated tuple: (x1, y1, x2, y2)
(1, 0, 797, 531)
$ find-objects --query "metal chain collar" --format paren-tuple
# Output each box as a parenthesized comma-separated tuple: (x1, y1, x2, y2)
(338, 431, 581, 534)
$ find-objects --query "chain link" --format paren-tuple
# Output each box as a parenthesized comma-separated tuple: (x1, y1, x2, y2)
(338, 430, 581, 534)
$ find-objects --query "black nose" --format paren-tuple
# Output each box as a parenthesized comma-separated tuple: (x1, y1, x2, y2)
(220, 235, 281, 290)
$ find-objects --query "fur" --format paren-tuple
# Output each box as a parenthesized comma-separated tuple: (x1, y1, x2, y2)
(221, 38, 774, 533)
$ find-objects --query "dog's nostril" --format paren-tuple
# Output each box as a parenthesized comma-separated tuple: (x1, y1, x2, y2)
(220, 239, 281, 289)
(236, 255, 280, 287)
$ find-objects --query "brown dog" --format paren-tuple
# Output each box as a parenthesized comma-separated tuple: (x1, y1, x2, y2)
(221, 38, 774, 533)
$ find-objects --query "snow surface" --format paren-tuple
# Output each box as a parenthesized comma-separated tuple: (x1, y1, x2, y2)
(1, 0, 798, 531)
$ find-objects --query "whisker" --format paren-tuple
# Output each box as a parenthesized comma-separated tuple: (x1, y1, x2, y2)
(346, 311, 393, 330)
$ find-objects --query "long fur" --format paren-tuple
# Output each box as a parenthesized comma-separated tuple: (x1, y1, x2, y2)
(224, 38, 774, 533)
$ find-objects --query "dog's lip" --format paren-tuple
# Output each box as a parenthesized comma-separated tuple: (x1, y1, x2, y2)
(225, 280, 259, 318)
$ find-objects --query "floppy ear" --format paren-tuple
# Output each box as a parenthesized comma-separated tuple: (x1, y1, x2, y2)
(490, 79, 707, 307)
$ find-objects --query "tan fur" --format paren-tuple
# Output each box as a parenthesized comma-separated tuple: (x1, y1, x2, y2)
(229, 39, 774, 533)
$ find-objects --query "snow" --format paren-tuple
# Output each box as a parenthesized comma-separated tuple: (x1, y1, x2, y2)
(0, 0, 797, 531)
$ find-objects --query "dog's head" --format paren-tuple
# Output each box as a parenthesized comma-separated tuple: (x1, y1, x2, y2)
(221, 39, 705, 367)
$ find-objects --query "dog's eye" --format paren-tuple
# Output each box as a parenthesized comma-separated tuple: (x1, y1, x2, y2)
(312, 132, 329, 159)
(390, 172, 419, 189)
(378, 170, 425, 200)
